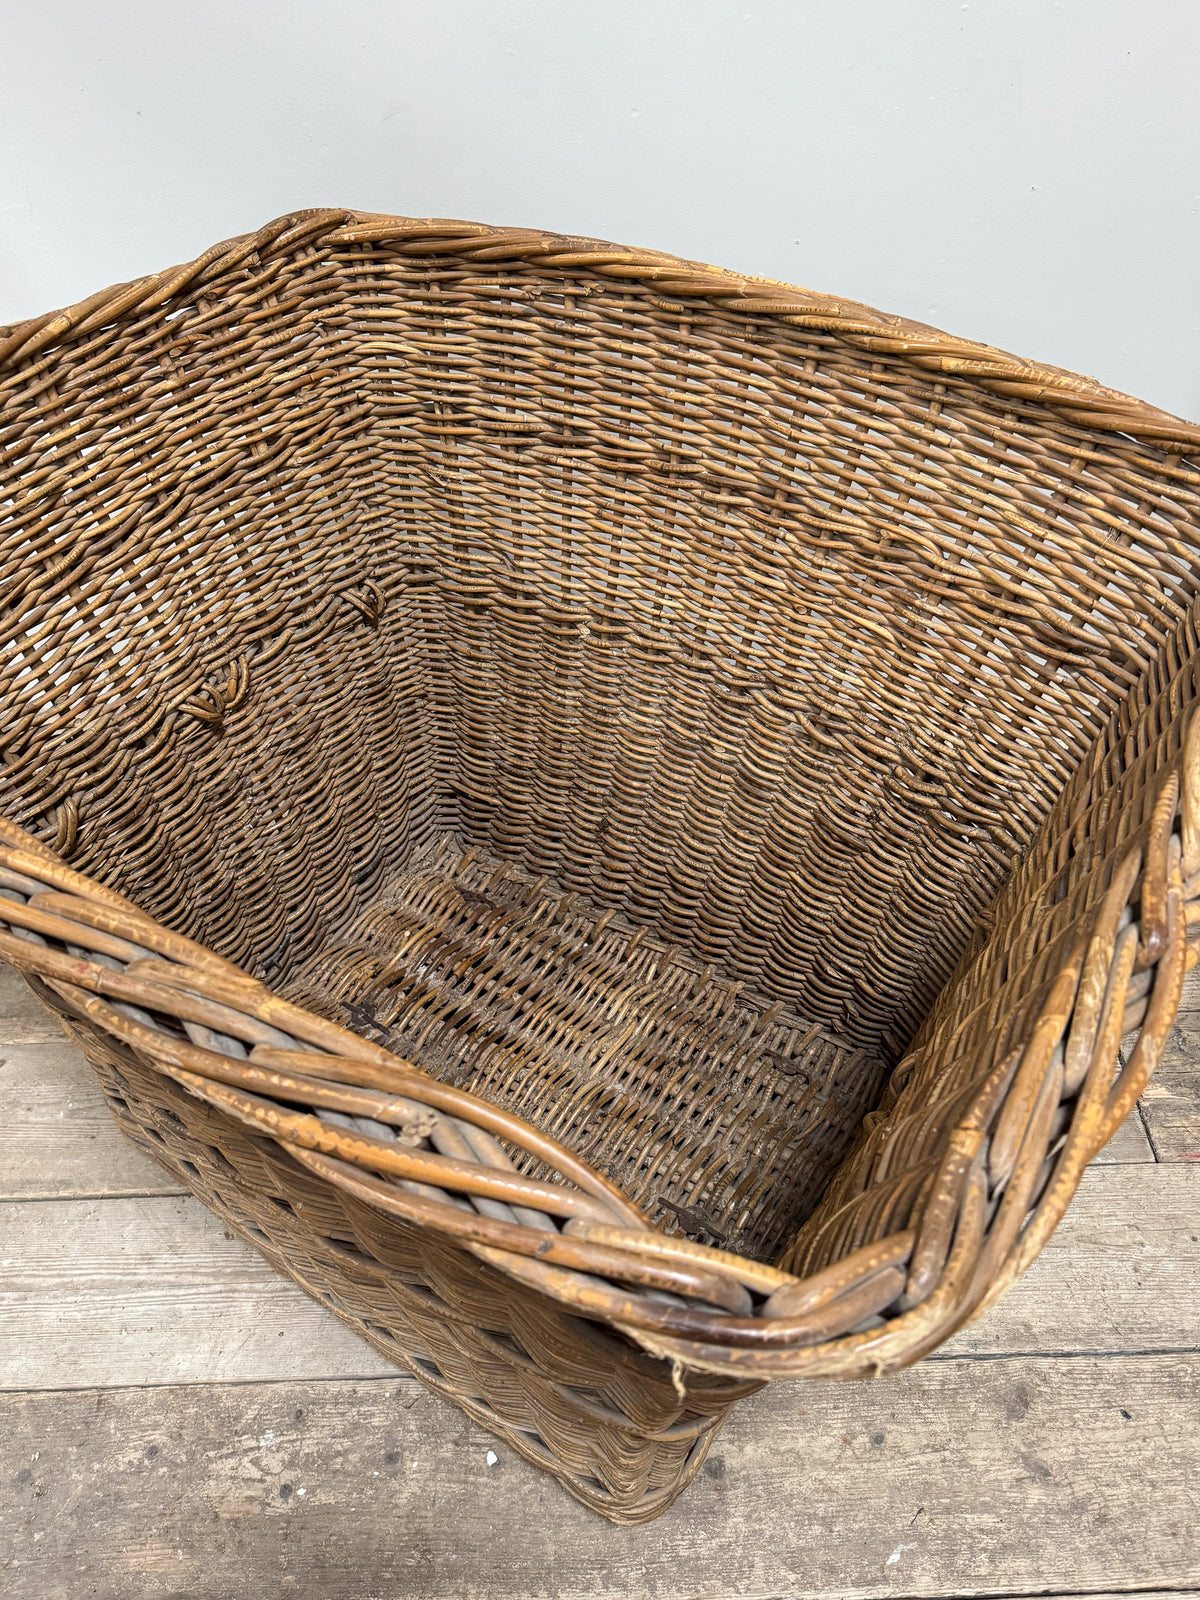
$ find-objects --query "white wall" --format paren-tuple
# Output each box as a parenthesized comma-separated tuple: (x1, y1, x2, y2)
(2, 0, 1197, 420)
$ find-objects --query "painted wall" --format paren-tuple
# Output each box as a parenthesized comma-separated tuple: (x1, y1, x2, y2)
(2, 0, 1197, 418)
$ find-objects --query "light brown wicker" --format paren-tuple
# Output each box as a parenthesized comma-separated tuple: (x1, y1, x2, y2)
(2, 209, 1199, 1522)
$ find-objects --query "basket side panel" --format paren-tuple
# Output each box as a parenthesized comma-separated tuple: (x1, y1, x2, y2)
(785, 596, 1200, 1275)
(0, 241, 454, 980)
(45, 997, 754, 1523)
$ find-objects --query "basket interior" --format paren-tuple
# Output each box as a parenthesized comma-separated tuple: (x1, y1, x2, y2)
(278, 834, 886, 1261)
(6, 227, 1200, 1262)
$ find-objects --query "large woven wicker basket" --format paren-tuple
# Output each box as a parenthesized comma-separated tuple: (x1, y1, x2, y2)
(3, 209, 1199, 1522)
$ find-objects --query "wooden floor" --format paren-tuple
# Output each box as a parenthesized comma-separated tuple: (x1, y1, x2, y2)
(2, 960, 1198, 1600)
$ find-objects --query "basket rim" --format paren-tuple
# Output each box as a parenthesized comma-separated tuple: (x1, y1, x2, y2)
(1, 204, 1198, 451)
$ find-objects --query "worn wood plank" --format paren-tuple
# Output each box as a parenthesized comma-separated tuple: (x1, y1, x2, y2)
(1140, 966, 1200, 1161)
(1140, 1055, 1200, 1161)
(945, 1164, 1200, 1357)
(0, 1044, 185, 1200)
(2, 1167, 1195, 1392)
(2, 1357, 1197, 1600)
(1090, 1101, 1155, 1163)
(0, 1195, 393, 1391)
(0, 963, 65, 1045)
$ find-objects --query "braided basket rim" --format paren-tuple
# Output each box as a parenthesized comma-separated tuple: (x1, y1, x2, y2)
(2, 205, 1198, 449)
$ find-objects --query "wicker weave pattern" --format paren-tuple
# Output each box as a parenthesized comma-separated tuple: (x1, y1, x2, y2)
(786, 598, 1200, 1281)
(278, 835, 885, 1261)
(1, 211, 1198, 1518)
(53, 1006, 752, 1522)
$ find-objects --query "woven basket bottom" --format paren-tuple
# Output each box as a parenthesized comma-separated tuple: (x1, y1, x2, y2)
(49, 1002, 760, 1522)
(279, 835, 888, 1262)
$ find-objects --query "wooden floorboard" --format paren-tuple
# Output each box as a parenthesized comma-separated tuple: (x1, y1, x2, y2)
(1, 1043, 186, 1201)
(2, 1167, 1196, 1391)
(2, 958, 1199, 1598)
(3, 1359, 1198, 1600)
(0, 1195, 394, 1389)
(0, 964, 64, 1045)
(1133, 966, 1200, 1161)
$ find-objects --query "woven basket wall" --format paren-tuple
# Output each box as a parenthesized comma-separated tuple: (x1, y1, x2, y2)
(2, 209, 1199, 1522)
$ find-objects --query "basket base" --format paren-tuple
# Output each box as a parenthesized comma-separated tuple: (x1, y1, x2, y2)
(48, 997, 760, 1522)
(280, 835, 887, 1262)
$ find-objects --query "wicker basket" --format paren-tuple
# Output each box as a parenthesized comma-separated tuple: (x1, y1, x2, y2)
(2, 209, 1199, 1523)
